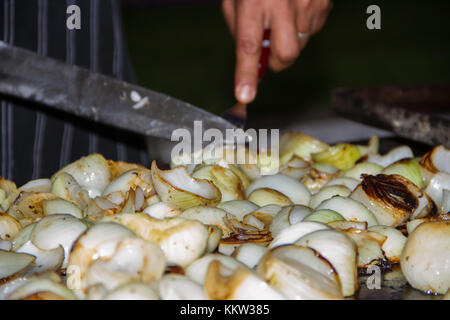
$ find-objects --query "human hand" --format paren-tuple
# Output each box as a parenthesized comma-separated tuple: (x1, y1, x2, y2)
(222, 0, 332, 104)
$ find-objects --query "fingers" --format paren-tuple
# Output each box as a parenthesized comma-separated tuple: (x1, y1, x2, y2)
(234, 0, 264, 104)
(311, 0, 333, 34)
(268, 1, 300, 72)
(294, 0, 315, 51)
(222, 0, 236, 37)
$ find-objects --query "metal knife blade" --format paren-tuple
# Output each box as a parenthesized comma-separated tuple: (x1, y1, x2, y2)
(0, 42, 237, 143)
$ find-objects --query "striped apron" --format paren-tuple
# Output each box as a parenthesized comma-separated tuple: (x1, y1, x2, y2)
(0, 0, 149, 185)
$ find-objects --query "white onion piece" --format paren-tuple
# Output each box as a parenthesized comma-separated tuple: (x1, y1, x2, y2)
(238, 163, 262, 181)
(103, 282, 159, 300)
(102, 168, 153, 198)
(7, 278, 76, 300)
(425, 172, 450, 208)
(406, 218, 426, 235)
(420, 145, 450, 184)
(232, 243, 268, 269)
(217, 200, 259, 221)
(218, 243, 238, 256)
(344, 163, 383, 181)
(0, 240, 11, 251)
(368, 145, 414, 167)
(19, 179, 52, 193)
(325, 178, 360, 191)
(247, 188, 293, 207)
(316, 196, 378, 227)
(279, 132, 329, 164)
(368, 225, 407, 263)
(135, 187, 145, 211)
(0, 213, 22, 241)
(328, 220, 367, 231)
(206, 225, 222, 253)
(269, 205, 312, 237)
(159, 275, 207, 300)
(103, 214, 208, 267)
(310, 185, 351, 209)
(246, 174, 311, 206)
(280, 166, 310, 180)
(412, 192, 435, 219)
(0, 250, 35, 281)
(180, 206, 233, 237)
(256, 245, 342, 300)
(185, 253, 247, 285)
(295, 229, 358, 297)
(192, 165, 245, 202)
(51, 173, 90, 209)
(16, 240, 64, 274)
(400, 221, 450, 294)
(151, 161, 221, 210)
(7, 192, 59, 222)
(52, 154, 111, 198)
(442, 189, 450, 214)
(351, 174, 423, 227)
(11, 223, 35, 252)
(43, 199, 83, 219)
(84, 237, 166, 290)
(204, 261, 284, 300)
(304, 209, 345, 224)
(242, 214, 265, 230)
(269, 222, 330, 249)
(342, 230, 386, 268)
(245, 204, 281, 227)
(155, 219, 208, 267)
(30, 214, 87, 268)
(0, 178, 19, 212)
(143, 201, 181, 219)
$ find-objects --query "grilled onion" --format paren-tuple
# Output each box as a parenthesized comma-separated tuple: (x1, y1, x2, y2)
(151, 161, 221, 210)
(0, 213, 22, 241)
(247, 188, 293, 207)
(400, 221, 450, 294)
(256, 245, 343, 300)
(246, 174, 311, 206)
(51, 154, 111, 198)
(312, 143, 361, 171)
(309, 185, 351, 209)
(158, 274, 207, 300)
(279, 132, 329, 165)
(269, 221, 330, 249)
(103, 282, 159, 300)
(205, 260, 284, 300)
(295, 229, 358, 297)
(192, 165, 245, 202)
(0, 250, 35, 281)
(368, 225, 406, 263)
(368, 145, 414, 167)
(269, 205, 312, 237)
(350, 174, 423, 227)
(316, 196, 378, 227)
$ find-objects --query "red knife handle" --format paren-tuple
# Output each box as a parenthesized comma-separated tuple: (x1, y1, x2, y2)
(258, 29, 271, 82)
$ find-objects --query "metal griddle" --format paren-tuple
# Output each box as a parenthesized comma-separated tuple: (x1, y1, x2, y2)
(331, 86, 450, 148)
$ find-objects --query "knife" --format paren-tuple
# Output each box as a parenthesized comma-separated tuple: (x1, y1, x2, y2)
(0, 42, 237, 163)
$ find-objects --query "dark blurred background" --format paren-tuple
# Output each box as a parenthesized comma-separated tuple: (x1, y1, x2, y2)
(121, 0, 450, 133)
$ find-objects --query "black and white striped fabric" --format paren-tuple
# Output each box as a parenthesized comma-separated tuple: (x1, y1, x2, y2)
(0, 0, 149, 185)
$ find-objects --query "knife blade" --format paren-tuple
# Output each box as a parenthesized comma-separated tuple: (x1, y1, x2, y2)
(0, 42, 237, 143)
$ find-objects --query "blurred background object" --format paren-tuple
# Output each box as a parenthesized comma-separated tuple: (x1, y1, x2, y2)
(121, 0, 450, 143)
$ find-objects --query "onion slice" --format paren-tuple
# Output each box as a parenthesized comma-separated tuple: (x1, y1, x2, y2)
(0, 250, 35, 281)
(151, 161, 221, 210)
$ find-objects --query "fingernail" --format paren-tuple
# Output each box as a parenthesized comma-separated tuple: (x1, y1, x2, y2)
(237, 84, 255, 103)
